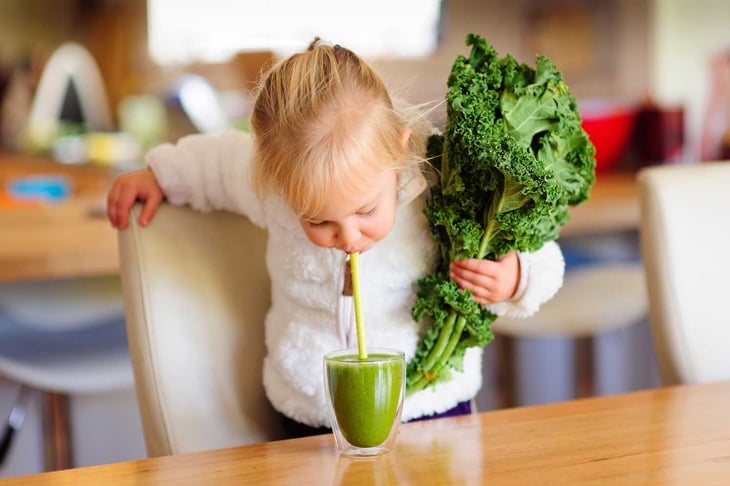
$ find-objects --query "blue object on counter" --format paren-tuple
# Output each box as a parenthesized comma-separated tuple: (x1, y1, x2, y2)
(7, 175, 72, 203)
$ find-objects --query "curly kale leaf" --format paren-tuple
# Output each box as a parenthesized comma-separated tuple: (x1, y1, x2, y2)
(406, 33, 596, 394)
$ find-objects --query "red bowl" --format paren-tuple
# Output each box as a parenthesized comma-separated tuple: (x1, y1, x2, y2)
(580, 100, 637, 173)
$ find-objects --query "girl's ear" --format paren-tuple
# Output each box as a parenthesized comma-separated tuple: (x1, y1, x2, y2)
(400, 128, 412, 150)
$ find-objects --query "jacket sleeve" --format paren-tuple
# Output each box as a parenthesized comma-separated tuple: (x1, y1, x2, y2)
(485, 240, 565, 319)
(145, 129, 267, 228)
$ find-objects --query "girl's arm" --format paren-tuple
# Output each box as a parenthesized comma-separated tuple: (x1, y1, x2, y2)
(145, 129, 266, 226)
(107, 129, 266, 230)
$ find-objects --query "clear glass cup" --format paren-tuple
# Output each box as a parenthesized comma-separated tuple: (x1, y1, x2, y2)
(324, 348, 406, 457)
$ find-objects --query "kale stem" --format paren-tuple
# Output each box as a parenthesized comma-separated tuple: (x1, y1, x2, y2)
(407, 376, 428, 395)
(422, 312, 457, 372)
(430, 314, 467, 375)
(477, 217, 497, 260)
(477, 185, 503, 260)
(406, 313, 467, 395)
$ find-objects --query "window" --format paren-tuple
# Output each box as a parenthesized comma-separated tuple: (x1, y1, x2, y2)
(147, 0, 444, 65)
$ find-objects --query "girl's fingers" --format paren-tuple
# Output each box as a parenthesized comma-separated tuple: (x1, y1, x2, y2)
(449, 270, 491, 302)
(106, 169, 163, 229)
(451, 258, 486, 273)
(114, 190, 131, 229)
(450, 261, 495, 288)
(106, 184, 122, 228)
(139, 191, 163, 226)
(115, 185, 145, 229)
(450, 258, 513, 304)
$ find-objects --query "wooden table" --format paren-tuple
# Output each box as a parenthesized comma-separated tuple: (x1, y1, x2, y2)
(0, 155, 638, 284)
(0, 153, 119, 282)
(6, 381, 730, 485)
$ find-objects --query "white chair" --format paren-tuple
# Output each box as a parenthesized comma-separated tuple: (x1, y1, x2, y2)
(491, 259, 649, 407)
(492, 262, 647, 338)
(638, 161, 730, 385)
(117, 203, 284, 458)
(0, 276, 133, 471)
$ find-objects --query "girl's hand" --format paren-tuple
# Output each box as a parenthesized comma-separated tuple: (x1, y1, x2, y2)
(106, 168, 164, 229)
(450, 251, 520, 305)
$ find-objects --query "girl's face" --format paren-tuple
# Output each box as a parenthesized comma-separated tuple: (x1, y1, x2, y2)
(300, 168, 398, 254)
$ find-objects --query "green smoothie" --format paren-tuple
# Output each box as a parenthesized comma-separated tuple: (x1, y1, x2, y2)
(325, 352, 405, 448)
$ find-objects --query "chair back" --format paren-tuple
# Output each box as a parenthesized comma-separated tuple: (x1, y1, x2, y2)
(638, 162, 730, 385)
(118, 203, 283, 457)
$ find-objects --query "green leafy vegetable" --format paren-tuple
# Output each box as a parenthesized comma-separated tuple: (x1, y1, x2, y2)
(406, 34, 596, 394)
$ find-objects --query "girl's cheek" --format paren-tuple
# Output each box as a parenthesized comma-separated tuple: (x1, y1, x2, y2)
(302, 226, 331, 248)
(374, 212, 397, 241)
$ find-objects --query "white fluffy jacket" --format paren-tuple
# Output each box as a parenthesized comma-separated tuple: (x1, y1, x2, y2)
(147, 129, 565, 426)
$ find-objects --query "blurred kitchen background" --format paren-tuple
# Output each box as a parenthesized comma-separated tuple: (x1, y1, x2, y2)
(1, 0, 729, 478)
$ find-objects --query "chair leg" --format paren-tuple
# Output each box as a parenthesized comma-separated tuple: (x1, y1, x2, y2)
(41, 392, 72, 471)
(575, 336, 595, 398)
(494, 335, 516, 409)
(495, 334, 599, 407)
(0, 386, 32, 466)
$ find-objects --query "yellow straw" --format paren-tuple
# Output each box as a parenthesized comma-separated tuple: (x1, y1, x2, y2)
(349, 252, 368, 360)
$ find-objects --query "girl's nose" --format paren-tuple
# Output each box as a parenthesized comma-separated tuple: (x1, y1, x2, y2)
(337, 224, 361, 250)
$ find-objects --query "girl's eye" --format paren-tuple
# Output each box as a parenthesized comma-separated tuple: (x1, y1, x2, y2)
(308, 220, 327, 227)
(359, 207, 377, 217)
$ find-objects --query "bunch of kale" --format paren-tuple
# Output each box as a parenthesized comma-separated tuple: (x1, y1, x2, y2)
(406, 34, 596, 393)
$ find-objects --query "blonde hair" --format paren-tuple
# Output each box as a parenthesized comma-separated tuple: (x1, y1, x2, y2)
(250, 38, 431, 219)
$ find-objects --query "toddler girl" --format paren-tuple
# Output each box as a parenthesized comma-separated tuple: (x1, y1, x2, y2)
(107, 38, 564, 437)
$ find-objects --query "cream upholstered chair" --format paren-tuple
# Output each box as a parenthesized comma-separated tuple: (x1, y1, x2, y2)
(638, 161, 730, 385)
(117, 203, 284, 458)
